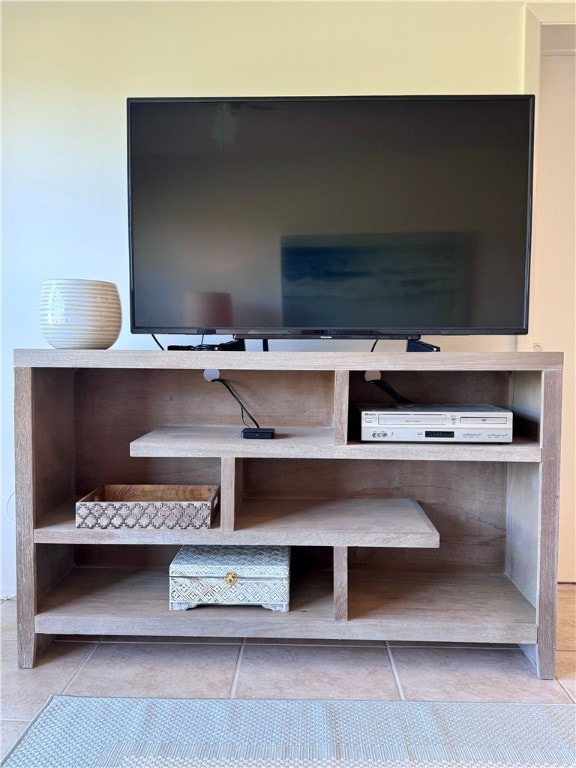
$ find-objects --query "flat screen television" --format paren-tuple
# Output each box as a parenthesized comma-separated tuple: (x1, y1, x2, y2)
(128, 95, 534, 342)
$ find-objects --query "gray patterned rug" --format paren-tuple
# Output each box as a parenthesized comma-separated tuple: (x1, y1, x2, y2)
(2, 695, 575, 767)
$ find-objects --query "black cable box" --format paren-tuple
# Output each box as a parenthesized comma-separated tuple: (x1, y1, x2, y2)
(241, 427, 275, 439)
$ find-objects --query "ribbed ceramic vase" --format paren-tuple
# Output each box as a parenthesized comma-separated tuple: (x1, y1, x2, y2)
(39, 279, 122, 349)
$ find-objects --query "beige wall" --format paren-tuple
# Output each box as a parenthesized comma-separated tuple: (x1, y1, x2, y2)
(523, 17, 575, 582)
(1, 2, 527, 96)
(1, 1, 574, 592)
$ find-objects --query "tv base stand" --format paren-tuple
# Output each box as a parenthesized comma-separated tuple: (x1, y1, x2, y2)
(406, 337, 441, 352)
(167, 338, 246, 352)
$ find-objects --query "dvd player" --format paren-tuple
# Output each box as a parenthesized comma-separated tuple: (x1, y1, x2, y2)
(359, 404, 513, 443)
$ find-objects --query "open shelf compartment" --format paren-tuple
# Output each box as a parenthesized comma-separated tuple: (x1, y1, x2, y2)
(34, 564, 536, 645)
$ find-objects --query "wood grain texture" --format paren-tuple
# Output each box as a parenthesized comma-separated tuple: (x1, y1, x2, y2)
(14, 350, 562, 674)
(244, 459, 506, 573)
(236, 498, 439, 547)
(15, 368, 76, 667)
(333, 370, 349, 445)
(36, 566, 334, 636)
(14, 349, 564, 372)
(32, 369, 75, 517)
(534, 368, 563, 678)
(35, 497, 438, 548)
(506, 464, 540, 604)
(36, 503, 222, 544)
(349, 370, 512, 415)
(333, 547, 348, 620)
(347, 571, 537, 643)
(78, 484, 218, 503)
(34, 566, 536, 644)
(131, 425, 541, 462)
(15, 367, 36, 668)
(220, 458, 236, 531)
(506, 370, 545, 610)
(74, 368, 220, 494)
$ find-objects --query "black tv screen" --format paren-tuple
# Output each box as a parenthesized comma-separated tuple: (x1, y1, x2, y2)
(128, 96, 534, 340)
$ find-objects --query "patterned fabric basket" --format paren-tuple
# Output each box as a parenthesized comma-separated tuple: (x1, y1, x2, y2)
(169, 544, 290, 612)
(75, 485, 219, 530)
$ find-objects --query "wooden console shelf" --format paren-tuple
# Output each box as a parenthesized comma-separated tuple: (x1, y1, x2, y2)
(14, 349, 562, 677)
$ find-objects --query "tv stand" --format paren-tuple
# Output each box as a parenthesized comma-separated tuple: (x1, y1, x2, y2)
(406, 337, 441, 352)
(14, 349, 562, 678)
(167, 338, 246, 352)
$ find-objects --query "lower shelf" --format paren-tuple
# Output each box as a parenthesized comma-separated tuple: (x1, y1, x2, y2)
(35, 567, 537, 645)
(348, 570, 537, 643)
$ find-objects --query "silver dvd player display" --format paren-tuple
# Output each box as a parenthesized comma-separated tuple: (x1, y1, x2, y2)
(359, 404, 513, 443)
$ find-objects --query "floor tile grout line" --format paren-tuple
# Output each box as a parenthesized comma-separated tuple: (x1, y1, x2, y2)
(229, 639, 246, 699)
(60, 641, 101, 695)
(385, 642, 405, 701)
(79, 639, 244, 646)
(556, 678, 576, 704)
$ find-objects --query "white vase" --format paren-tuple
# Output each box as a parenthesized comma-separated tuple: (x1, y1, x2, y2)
(39, 279, 122, 349)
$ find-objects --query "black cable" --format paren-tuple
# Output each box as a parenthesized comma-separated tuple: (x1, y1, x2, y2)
(370, 339, 379, 352)
(215, 379, 261, 429)
(364, 371, 413, 405)
(370, 378, 413, 405)
(151, 334, 165, 350)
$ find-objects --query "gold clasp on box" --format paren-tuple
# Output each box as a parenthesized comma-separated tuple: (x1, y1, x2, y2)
(224, 571, 238, 586)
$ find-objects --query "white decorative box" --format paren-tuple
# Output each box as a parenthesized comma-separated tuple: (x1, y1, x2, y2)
(169, 545, 290, 612)
(76, 485, 219, 530)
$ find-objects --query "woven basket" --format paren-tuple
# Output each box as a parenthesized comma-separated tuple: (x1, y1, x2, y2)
(75, 484, 219, 530)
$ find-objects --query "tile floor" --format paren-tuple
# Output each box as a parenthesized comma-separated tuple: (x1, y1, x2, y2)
(1, 585, 575, 758)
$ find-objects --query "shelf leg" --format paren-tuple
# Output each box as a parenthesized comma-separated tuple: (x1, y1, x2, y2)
(220, 457, 241, 531)
(17, 614, 37, 669)
(333, 371, 350, 445)
(17, 606, 52, 668)
(333, 546, 348, 620)
(520, 643, 555, 680)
